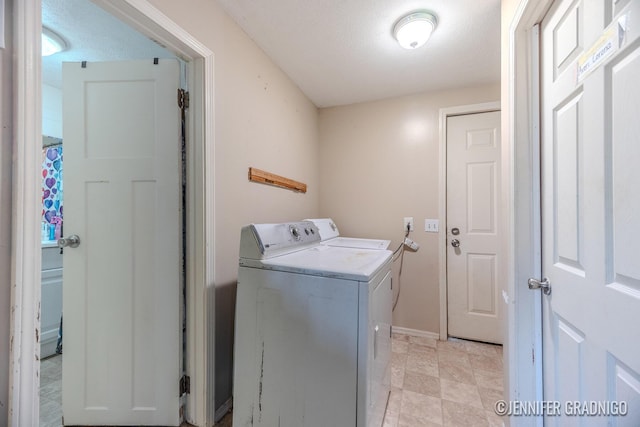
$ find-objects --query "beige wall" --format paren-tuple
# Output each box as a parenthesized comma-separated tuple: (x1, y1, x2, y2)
(147, 0, 321, 412)
(0, 0, 13, 421)
(318, 83, 500, 335)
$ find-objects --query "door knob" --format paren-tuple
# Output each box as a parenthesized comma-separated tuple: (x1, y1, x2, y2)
(58, 235, 81, 248)
(528, 277, 551, 295)
(451, 239, 460, 248)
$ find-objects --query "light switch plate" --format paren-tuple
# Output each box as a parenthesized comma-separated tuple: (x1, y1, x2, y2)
(425, 219, 439, 232)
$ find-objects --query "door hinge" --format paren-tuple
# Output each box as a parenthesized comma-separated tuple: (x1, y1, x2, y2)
(177, 89, 190, 110)
(180, 374, 191, 395)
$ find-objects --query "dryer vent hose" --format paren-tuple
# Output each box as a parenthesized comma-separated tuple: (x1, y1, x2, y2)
(391, 224, 413, 311)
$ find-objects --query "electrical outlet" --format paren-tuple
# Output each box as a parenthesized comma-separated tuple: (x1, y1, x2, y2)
(425, 219, 439, 232)
(403, 217, 414, 232)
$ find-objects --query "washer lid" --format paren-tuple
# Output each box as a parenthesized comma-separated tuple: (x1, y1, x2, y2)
(240, 245, 392, 281)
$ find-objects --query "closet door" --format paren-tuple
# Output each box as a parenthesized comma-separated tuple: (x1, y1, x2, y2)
(62, 59, 182, 425)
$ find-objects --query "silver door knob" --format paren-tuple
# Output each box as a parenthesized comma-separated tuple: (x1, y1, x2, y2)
(528, 277, 551, 295)
(58, 235, 81, 248)
(451, 239, 460, 248)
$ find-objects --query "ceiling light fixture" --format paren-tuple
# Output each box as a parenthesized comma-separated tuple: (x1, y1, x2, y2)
(42, 27, 67, 57)
(393, 11, 437, 50)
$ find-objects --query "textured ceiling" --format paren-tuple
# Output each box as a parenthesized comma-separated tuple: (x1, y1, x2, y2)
(42, 0, 174, 89)
(215, 0, 501, 107)
(42, 0, 500, 108)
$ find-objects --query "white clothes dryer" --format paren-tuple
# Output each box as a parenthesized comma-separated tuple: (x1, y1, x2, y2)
(305, 218, 391, 250)
(233, 221, 392, 427)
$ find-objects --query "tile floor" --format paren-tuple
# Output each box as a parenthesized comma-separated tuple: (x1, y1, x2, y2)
(217, 334, 505, 426)
(383, 333, 505, 426)
(39, 354, 63, 427)
(39, 335, 505, 427)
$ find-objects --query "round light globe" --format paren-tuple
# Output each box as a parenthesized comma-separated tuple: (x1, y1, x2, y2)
(42, 27, 67, 57)
(393, 12, 437, 50)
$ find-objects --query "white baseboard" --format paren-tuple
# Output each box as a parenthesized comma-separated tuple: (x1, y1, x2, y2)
(392, 326, 440, 340)
(214, 397, 232, 423)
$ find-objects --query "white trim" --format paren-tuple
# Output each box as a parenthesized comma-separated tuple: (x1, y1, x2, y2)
(93, 0, 208, 60)
(9, 1, 43, 426)
(202, 55, 216, 427)
(391, 326, 440, 340)
(437, 101, 501, 342)
(529, 21, 544, 411)
(505, 1, 553, 424)
(10, 1, 215, 426)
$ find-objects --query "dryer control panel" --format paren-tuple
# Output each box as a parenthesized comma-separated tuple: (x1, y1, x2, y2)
(304, 218, 340, 241)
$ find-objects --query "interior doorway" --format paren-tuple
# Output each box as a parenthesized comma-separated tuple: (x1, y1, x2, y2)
(40, 1, 181, 425)
(446, 110, 502, 344)
(438, 102, 502, 344)
(12, 0, 215, 425)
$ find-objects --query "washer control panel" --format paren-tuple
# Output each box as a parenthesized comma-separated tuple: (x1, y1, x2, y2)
(289, 223, 317, 241)
(240, 221, 321, 259)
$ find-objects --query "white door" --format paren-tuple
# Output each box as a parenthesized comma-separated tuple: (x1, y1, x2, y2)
(61, 59, 182, 425)
(446, 111, 502, 344)
(541, 0, 640, 424)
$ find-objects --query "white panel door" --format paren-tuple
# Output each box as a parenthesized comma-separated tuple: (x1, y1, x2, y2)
(447, 111, 502, 344)
(541, 0, 640, 424)
(61, 59, 182, 425)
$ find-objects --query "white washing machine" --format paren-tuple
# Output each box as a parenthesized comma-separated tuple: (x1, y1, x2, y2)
(305, 218, 391, 250)
(233, 221, 392, 427)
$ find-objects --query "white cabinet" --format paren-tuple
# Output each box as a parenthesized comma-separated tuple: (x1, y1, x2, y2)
(41, 246, 62, 358)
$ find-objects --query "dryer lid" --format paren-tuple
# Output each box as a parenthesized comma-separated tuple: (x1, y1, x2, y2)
(323, 237, 391, 250)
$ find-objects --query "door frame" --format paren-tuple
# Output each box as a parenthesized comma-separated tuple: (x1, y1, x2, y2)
(9, 0, 215, 425)
(437, 101, 500, 342)
(504, 0, 554, 424)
